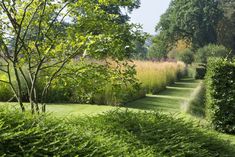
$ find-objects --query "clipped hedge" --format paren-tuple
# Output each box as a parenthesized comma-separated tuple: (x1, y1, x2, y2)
(195, 66, 207, 79)
(206, 58, 235, 134)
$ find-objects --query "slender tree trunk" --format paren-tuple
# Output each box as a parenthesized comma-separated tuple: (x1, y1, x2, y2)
(34, 88, 40, 114)
(19, 98, 25, 112)
(13, 66, 25, 112)
(42, 103, 46, 113)
(30, 97, 35, 114)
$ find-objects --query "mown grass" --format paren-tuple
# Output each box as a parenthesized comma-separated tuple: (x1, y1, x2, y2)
(0, 107, 235, 156)
(126, 78, 199, 113)
(0, 102, 118, 117)
(182, 81, 206, 118)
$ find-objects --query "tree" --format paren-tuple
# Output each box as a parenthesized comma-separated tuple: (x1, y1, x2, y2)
(156, 0, 223, 49)
(217, 0, 235, 54)
(178, 49, 194, 65)
(0, 0, 141, 113)
(131, 32, 149, 60)
(147, 35, 168, 60)
(195, 44, 230, 64)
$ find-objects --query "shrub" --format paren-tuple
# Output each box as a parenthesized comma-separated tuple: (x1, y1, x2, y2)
(195, 44, 230, 64)
(0, 75, 13, 101)
(195, 64, 207, 79)
(205, 58, 235, 134)
(178, 49, 194, 64)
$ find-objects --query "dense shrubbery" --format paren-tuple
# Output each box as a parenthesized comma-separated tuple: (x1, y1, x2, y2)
(0, 75, 12, 101)
(195, 64, 207, 79)
(195, 44, 230, 64)
(178, 49, 194, 65)
(205, 58, 235, 134)
(0, 107, 235, 156)
(0, 61, 185, 105)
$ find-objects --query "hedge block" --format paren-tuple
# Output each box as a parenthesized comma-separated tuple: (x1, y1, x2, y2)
(206, 58, 235, 134)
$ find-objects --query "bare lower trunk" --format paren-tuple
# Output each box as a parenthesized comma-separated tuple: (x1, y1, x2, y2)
(33, 88, 40, 114)
(13, 66, 25, 112)
(19, 98, 25, 112)
(30, 98, 35, 114)
(42, 103, 46, 113)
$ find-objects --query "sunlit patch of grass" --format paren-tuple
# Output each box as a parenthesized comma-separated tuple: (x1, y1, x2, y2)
(127, 78, 199, 113)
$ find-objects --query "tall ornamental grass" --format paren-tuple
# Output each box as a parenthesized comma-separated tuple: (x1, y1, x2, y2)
(94, 61, 186, 105)
(135, 61, 186, 94)
(0, 61, 186, 106)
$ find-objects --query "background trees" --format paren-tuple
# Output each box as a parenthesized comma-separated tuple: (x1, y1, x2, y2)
(147, 0, 235, 63)
(217, 0, 235, 54)
(156, 0, 223, 50)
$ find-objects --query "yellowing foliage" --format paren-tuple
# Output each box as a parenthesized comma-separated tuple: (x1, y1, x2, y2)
(135, 61, 186, 93)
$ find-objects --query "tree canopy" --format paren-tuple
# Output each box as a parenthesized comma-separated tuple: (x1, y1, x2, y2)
(156, 0, 223, 49)
(217, 0, 235, 54)
(0, 0, 141, 113)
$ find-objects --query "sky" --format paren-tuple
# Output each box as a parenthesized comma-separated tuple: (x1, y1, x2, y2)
(129, 0, 171, 35)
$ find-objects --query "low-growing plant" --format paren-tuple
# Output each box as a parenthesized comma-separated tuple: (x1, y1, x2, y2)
(1, 107, 235, 156)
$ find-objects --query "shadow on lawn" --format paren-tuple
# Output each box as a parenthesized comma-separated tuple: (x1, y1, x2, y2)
(126, 78, 199, 112)
(93, 111, 235, 157)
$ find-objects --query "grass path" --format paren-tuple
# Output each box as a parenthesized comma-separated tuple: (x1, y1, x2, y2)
(126, 78, 201, 113)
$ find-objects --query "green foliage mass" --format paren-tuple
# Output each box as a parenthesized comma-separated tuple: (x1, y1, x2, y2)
(195, 44, 230, 64)
(205, 58, 235, 134)
(195, 65, 207, 79)
(217, 0, 235, 54)
(0, 0, 143, 112)
(147, 35, 168, 60)
(178, 49, 194, 65)
(1, 107, 235, 156)
(35, 60, 140, 105)
(156, 0, 223, 49)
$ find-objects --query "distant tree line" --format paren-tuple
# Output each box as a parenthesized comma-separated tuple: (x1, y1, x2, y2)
(134, 0, 235, 61)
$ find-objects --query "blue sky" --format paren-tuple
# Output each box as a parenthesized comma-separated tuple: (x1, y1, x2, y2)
(129, 0, 171, 35)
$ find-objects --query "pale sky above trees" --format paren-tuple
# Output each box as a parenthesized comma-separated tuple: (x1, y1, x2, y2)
(130, 0, 171, 35)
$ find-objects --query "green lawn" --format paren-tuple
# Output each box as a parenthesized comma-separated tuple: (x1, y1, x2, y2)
(126, 78, 201, 112)
(0, 102, 119, 116)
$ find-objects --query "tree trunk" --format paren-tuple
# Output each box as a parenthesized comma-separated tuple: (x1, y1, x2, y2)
(42, 103, 46, 113)
(19, 98, 25, 112)
(13, 66, 25, 112)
